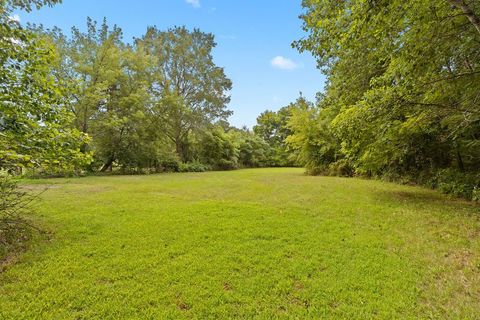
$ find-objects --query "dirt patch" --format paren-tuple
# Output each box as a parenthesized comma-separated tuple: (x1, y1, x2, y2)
(176, 301, 191, 311)
(223, 282, 232, 291)
(418, 247, 480, 317)
(444, 249, 474, 270)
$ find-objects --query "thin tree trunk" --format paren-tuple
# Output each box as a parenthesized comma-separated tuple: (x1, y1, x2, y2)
(100, 156, 115, 172)
(456, 149, 465, 172)
(175, 139, 184, 162)
(448, 0, 480, 35)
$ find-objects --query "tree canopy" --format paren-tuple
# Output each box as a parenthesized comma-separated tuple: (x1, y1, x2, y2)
(138, 26, 232, 161)
(2, 0, 479, 199)
(284, 0, 480, 199)
(1, 0, 89, 174)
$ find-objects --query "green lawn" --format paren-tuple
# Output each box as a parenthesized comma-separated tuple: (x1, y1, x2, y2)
(1, 168, 479, 319)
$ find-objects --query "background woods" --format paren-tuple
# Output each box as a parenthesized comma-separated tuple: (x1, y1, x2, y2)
(1, 0, 479, 200)
(284, 0, 480, 200)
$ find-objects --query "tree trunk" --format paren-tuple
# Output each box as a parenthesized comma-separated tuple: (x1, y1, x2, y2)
(100, 156, 115, 172)
(456, 149, 465, 172)
(79, 111, 89, 153)
(448, 0, 480, 35)
(175, 139, 185, 162)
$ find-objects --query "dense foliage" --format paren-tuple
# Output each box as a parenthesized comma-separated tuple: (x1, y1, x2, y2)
(28, 19, 279, 173)
(253, 99, 302, 167)
(285, 0, 480, 200)
(2, 0, 284, 178)
(0, 0, 81, 264)
(1, 0, 90, 175)
(3, 0, 479, 201)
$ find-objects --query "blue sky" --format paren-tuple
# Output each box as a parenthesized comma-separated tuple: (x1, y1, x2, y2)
(17, 0, 326, 127)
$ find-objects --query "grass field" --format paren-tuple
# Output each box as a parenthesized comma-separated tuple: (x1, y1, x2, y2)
(1, 168, 479, 319)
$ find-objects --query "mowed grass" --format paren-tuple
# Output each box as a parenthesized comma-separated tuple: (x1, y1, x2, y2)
(1, 168, 480, 319)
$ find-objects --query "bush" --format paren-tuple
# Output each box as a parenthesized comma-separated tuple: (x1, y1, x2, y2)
(200, 128, 239, 170)
(428, 169, 480, 201)
(238, 135, 273, 168)
(156, 155, 180, 172)
(22, 167, 88, 179)
(0, 171, 38, 263)
(304, 165, 329, 176)
(178, 161, 211, 172)
(328, 159, 354, 177)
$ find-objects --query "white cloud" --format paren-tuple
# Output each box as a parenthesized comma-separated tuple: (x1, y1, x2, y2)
(186, 0, 200, 8)
(270, 56, 298, 70)
(9, 14, 20, 22)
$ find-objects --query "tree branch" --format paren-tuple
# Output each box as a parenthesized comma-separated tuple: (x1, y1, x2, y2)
(448, 0, 480, 35)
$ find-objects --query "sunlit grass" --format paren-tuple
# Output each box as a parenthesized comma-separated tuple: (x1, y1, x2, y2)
(1, 168, 479, 319)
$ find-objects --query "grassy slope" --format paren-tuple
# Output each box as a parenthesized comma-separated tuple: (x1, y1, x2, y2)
(1, 168, 479, 319)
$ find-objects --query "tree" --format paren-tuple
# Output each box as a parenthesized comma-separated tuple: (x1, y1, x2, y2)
(1, 0, 90, 174)
(293, 0, 480, 198)
(285, 96, 342, 175)
(254, 101, 300, 166)
(1, 0, 91, 262)
(448, 0, 480, 35)
(36, 19, 125, 135)
(3, 0, 61, 12)
(35, 19, 158, 171)
(236, 130, 272, 168)
(138, 26, 232, 161)
(199, 126, 238, 170)
(37, 22, 235, 172)
(92, 44, 153, 172)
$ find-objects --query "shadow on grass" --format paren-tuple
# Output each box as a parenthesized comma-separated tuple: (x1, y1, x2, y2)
(374, 187, 480, 214)
(0, 222, 34, 272)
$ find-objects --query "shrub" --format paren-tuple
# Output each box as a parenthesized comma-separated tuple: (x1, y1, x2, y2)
(178, 161, 211, 173)
(304, 165, 329, 176)
(200, 128, 239, 170)
(238, 135, 273, 168)
(473, 187, 480, 202)
(328, 159, 354, 177)
(156, 155, 180, 172)
(429, 169, 480, 201)
(0, 171, 39, 263)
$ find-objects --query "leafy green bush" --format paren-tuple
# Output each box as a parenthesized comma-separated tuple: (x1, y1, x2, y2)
(304, 165, 328, 176)
(178, 161, 211, 173)
(154, 152, 181, 172)
(158, 158, 180, 172)
(428, 169, 480, 201)
(199, 128, 239, 170)
(472, 187, 480, 202)
(328, 159, 354, 177)
(238, 135, 273, 168)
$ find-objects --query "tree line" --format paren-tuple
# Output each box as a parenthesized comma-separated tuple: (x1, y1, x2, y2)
(2, 0, 479, 200)
(264, 0, 479, 200)
(0, 0, 297, 257)
(1, 0, 299, 177)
